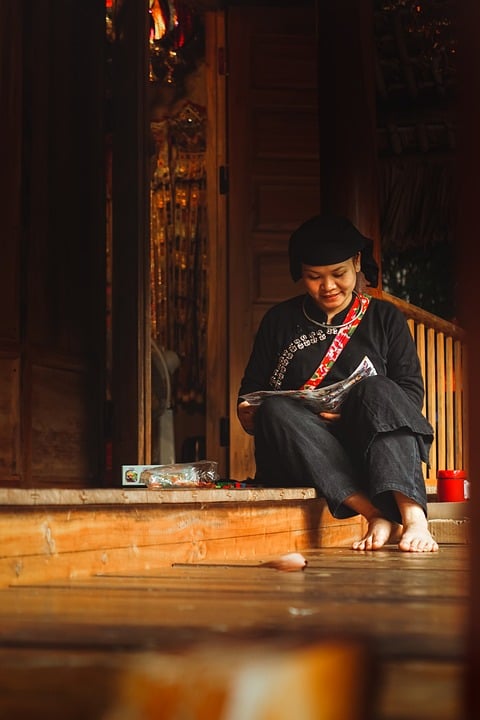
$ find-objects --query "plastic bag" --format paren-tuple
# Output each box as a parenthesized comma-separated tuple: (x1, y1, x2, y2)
(141, 460, 219, 488)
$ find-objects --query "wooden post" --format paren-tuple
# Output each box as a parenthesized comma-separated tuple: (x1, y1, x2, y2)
(456, 2, 480, 716)
(111, 0, 151, 477)
(316, 0, 382, 281)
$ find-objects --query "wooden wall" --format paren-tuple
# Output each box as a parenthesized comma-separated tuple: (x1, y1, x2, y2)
(456, 0, 480, 713)
(225, 1, 384, 480)
(317, 0, 381, 255)
(227, 2, 321, 480)
(0, 2, 23, 485)
(0, 1, 106, 487)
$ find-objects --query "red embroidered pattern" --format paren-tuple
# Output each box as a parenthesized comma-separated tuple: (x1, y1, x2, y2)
(300, 293, 371, 390)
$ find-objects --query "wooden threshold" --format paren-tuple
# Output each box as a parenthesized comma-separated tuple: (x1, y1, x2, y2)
(0, 489, 469, 588)
(0, 487, 364, 588)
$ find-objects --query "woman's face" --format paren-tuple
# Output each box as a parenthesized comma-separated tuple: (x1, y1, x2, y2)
(301, 254, 361, 318)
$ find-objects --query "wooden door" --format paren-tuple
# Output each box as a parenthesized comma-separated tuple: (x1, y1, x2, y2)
(109, 0, 151, 477)
(0, 1, 106, 487)
(204, 11, 229, 477)
(227, 2, 321, 480)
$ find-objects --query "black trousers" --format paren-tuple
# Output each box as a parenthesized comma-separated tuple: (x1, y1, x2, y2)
(253, 376, 434, 524)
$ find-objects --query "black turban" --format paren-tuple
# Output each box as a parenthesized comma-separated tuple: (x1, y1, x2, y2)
(288, 215, 379, 288)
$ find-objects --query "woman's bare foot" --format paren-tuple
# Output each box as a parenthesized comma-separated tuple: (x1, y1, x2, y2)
(352, 516, 402, 551)
(398, 520, 438, 552)
(394, 492, 439, 553)
(342, 492, 401, 551)
(343, 490, 438, 552)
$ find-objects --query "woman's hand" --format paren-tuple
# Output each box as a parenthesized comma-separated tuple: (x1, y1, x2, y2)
(319, 411, 341, 422)
(237, 401, 257, 435)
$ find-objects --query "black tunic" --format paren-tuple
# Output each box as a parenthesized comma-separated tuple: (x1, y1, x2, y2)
(238, 294, 434, 522)
(239, 293, 424, 408)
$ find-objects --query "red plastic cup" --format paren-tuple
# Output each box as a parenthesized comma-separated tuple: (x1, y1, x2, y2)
(436, 469, 467, 502)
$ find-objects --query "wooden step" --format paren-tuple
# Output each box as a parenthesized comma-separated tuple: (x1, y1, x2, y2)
(427, 501, 471, 544)
(0, 489, 470, 587)
(0, 487, 363, 587)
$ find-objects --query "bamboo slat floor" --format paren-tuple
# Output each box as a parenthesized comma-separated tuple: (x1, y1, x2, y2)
(0, 544, 469, 719)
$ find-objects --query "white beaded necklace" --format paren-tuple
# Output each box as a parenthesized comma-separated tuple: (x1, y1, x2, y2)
(302, 291, 361, 329)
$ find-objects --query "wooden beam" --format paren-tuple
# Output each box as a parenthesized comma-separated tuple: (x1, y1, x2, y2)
(0, 488, 365, 587)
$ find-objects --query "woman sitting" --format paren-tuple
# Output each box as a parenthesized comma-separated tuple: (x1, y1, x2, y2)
(237, 214, 438, 553)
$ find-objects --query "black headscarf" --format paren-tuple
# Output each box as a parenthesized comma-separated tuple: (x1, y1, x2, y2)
(288, 214, 379, 287)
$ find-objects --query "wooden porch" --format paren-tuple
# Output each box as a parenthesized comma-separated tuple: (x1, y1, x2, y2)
(0, 488, 471, 719)
(0, 546, 469, 720)
(0, 281, 469, 719)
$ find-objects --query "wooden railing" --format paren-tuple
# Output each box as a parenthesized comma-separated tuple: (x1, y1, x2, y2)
(381, 291, 467, 493)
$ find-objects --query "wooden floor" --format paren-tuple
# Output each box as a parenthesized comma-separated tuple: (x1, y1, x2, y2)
(0, 543, 469, 720)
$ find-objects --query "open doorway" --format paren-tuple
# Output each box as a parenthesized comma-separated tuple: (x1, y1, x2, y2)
(105, 1, 228, 483)
(148, 2, 208, 465)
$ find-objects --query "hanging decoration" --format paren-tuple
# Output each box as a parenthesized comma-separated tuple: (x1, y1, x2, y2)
(148, 0, 204, 86)
(105, 0, 208, 407)
(150, 101, 207, 407)
(105, 1, 204, 88)
(374, 0, 456, 96)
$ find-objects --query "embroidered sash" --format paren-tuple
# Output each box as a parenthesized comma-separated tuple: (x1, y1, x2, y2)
(300, 293, 370, 390)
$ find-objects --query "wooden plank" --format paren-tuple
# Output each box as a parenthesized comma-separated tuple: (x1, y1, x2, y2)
(103, 641, 369, 720)
(377, 659, 464, 720)
(38, 564, 470, 602)
(0, 486, 317, 506)
(414, 322, 433, 486)
(446, 336, 454, 468)
(0, 545, 468, 719)
(0, 640, 370, 720)
(7, 651, 461, 720)
(381, 291, 465, 342)
(110, 0, 150, 473)
(436, 332, 446, 471)
(0, 581, 465, 659)
(0, 547, 467, 660)
(426, 327, 437, 478)
(454, 339, 464, 470)
(416, 322, 427, 419)
(0, 2, 22, 347)
(0, 2, 106, 489)
(0, 648, 122, 720)
(0, 355, 21, 485)
(205, 10, 228, 478)
(0, 495, 365, 587)
(227, 3, 321, 482)
(30, 364, 93, 484)
(429, 518, 470, 545)
(0, 489, 469, 589)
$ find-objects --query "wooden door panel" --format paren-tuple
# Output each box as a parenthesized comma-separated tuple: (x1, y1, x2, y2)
(253, 110, 320, 161)
(251, 21, 318, 90)
(0, 357, 21, 484)
(0, 3, 22, 484)
(253, 180, 321, 230)
(227, 3, 320, 480)
(255, 255, 298, 306)
(30, 365, 93, 486)
(110, 0, 151, 476)
(0, 1, 105, 488)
